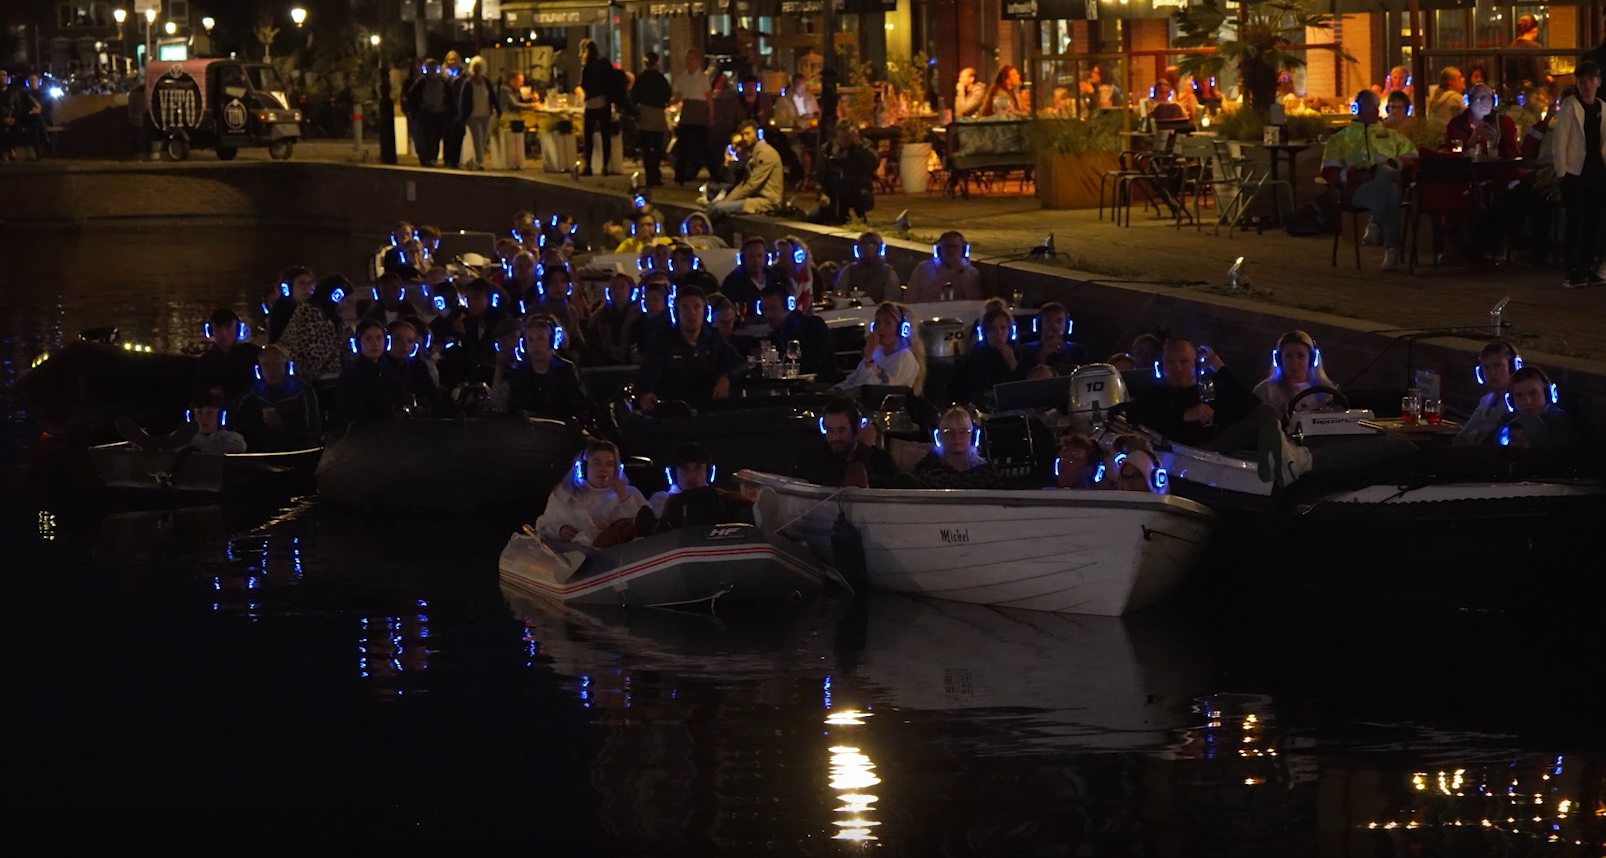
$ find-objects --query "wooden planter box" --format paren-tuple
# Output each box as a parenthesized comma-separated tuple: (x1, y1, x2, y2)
(1035, 151, 1122, 210)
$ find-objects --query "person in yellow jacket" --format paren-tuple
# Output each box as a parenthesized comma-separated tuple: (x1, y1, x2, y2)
(1320, 90, 1419, 270)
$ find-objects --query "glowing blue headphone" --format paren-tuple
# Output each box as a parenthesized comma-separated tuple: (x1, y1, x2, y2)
(932, 240, 970, 263)
(433, 294, 450, 312)
(204, 318, 251, 341)
(490, 290, 501, 309)
(853, 239, 885, 261)
(664, 463, 716, 492)
(607, 283, 642, 307)
(350, 328, 393, 355)
(1029, 313, 1073, 338)
(253, 359, 296, 380)
(975, 317, 1018, 343)
(758, 294, 798, 314)
(667, 287, 713, 326)
(1271, 336, 1322, 372)
(633, 193, 648, 211)
(818, 414, 869, 434)
(932, 422, 980, 455)
(1503, 379, 1559, 413)
(572, 451, 624, 487)
(1114, 451, 1168, 493)
(279, 281, 291, 298)
(871, 314, 912, 340)
(1154, 348, 1209, 380)
(1476, 345, 1522, 385)
(327, 285, 347, 304)
(370, 285, 408, 303)
(1055, 454, 1106, 484)
(186, 407, 228, 427)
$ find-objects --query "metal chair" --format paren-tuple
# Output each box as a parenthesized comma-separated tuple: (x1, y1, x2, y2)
(1212, 140, 1291, 236)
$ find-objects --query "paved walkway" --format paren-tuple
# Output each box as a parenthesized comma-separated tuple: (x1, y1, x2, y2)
(17, 140, 1606, 369)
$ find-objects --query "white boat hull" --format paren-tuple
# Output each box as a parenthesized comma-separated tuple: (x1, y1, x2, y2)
(739, 470, 1215, 616)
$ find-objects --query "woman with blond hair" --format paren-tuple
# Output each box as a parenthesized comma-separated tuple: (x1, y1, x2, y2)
(832, 302, 925, 394)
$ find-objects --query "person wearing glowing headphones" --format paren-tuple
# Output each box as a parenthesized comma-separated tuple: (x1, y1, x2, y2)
(1320, 90, 1418, 271)
(669, 243, 722, 295)
(181, 394, 248, 454)
(628, 274, 675, 361)
(1445, 83, 1520, 160)
(834, 232, 901, 303)
(767, 236, 820, 309)
(758, 283, 837, 383)
(953, 306, 1031, 406)
(229, 345, 321, 452)
(1024, 302, 1088, 377)
(1382, 90, 1417, 136)
(614, 212, 668, 254)
(535, 440, 648, 547)
(386, 319, 442, 412)
(832, 302, 926, 395)
(359, 272, 424, 327)
(503, 314, 594, 423)
(905, 231, 982, 302)
(336, 319, 411, 425)
(1491, 367, 1577, 449)
(1053, 432, 1108, 490)
(635, 285, 745, 412)
(267, 265, 316, 344)
(194, 307, 261, 402)
(1456, 341, 1522, 446)
(591, 272, 643, 366)
(720, 236, 771, 311)
(278, 275, 349, 381)
(1253, 330, 1339, 413)
(1114, 448, 1166, 494)
(645, 442, 749, 531)
(1130, 338, 1261, 450)
(797, 396, 901, 487)
(914, 407, 1004, 489)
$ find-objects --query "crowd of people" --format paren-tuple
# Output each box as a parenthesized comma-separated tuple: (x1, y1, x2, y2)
(161, 195, 1582, 551)
(0, 67, 54, 160)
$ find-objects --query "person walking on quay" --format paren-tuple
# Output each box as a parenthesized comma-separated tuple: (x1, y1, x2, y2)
(405, 59, 455, 168)
(1554, 60, 1606, 288)
(632, 52, 672, 187)
(457, 59, 499, 170)
(672, 48, 713, 184)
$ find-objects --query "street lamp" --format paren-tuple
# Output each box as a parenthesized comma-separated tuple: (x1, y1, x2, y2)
(370, 34, 381, 47)
(291, 8, 307, 27)
(202, 17, 215, 32)
(144, 8, 156, 64)
(113, 9, 127, 71)
(114, 8, 126, 23)
(164, 21, 176, 35)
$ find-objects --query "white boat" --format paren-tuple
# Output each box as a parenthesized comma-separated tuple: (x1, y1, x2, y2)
(499, 522, 841, 608)
(738, 470, 1215, 616)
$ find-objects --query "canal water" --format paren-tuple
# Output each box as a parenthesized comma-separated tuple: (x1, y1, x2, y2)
(3, 228, 1601, 852)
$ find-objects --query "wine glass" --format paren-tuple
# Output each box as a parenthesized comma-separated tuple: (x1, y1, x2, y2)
(786, 339, 802, 364)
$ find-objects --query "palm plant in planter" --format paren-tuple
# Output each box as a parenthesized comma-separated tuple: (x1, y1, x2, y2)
(888, 52, 935, 194)
(1174, 0, 1349, 117)
(1025, 111, 1125, 209)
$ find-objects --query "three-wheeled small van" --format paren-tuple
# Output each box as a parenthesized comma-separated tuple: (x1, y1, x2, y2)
(146, 59, 301, 161)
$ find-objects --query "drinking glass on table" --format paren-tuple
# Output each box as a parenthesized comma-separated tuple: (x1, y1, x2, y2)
(1423, 398, 1443, 424)
(786, 339, 802, 366)
(1401, 392, 1421, 424)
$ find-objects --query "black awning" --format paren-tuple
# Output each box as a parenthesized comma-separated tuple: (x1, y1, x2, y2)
(504, 1, 617, 28)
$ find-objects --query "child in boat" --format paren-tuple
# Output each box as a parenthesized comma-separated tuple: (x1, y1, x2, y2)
(183, 395, 247, 455)
(914, 407, 1005, 489)
(1053, 432, 1107, 490)
(536, 440, 648, 547)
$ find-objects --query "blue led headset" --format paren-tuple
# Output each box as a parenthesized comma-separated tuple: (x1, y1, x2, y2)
(871, 311, 912, 340)
(791, 243, 806, 266)
(350, 329, 392, 355)
(931, 422, 981, 455)
(932, 240, 971, 264)
(1476, 343, 1522, 385)
(1502, 377, 1559, 413)
(204, 319, 251, 341)
(818, 414, 869, 435)
(667, 287, 713, 327)
(1271, 334, 1322, 373)
(186, 407, 228, 428)
(1054, 455, 1106, 484)
(1114, 451, 1168, 493)
(279, 281, 291, 298)
(633, 194, 648, 211)
(853, 239, 885, 261)
(664, 463, 716, 493)
(329, 285, 347, 304)
(572, 451, 625, 487)
(490, 290, 501, 309)
(253, 359, 296, 380)
(433, 294, 449, 312)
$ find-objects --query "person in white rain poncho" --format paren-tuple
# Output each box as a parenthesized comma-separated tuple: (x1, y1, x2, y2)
(535, 440, 647, 547)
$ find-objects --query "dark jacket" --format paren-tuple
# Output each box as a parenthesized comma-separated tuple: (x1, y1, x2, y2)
(580, 57, 617, 108)
(387, 355, 442, 412)
(1130, 366, 1259, 448)
(632, 68, 671, 109)
(356, 298, 424, 326)
(590, 304, 640, 365)
(796, 440, 901, 487)
(194, 343, 263, 402)
(335, 356, 410, 424)
(629, 312, 673, 357)
(506, 356, 593, 422)
(405, 72, 456, 118)
(721, 267, 768, 313)
(636, 324, 745, 405)
(767, 312, 838, 382)
(673, 268, 723, 298)
(267, 297, 298, 343)
(1026, 339, 1090, 376)
(953, 343, 1032, 406)
(229, 376, 322, 451)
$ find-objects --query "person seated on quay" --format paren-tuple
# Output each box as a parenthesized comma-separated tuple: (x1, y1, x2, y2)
(914, 407, 1005, 489)
(231, 345, 322, 452)
(377, 221, 415, 275)
(194, 307, 262, 402)
(267, 265, 315, 344)
(670, 243, 723, 296)
(1381, 89, 1416, 137)
(1456, 341, 1523, 446)
(758, 284, 837, 382)
(679, 212, 728, 249)
(1493, 367, 1579, 450)
(635, 285, 745, 413)
(767, 236, 822, 309)
(628, 274, 674, 362)
(502, 314, 595, 424)
(1253, 330, 1339, 413)
(1023, 302, 1087, 377)
(832, 302, 925, 396)
(706, 120, 785, 219)
(797, 396, 901, 488)
(535, 440, 648, 548)
(1130, 338, 1263, 452)
(590, 272, 642, 366)
(905, 231, 982, 302)
(834, 232, 901, 304)
(721, 236, 771, 312)
(181, 395, 249, 455)
(1113, 448, 1167, 494)
(810, 124, 880, 226)
(386, 319, 442, 412)
(1053, 432, 1108, 490)
(1427, 66, 1467, 125)
(1321, 90, 1419, 271)
(278, 275, 351, 381)
(953, 306, 1031, 406)
(359, 272, 424, 326)
(337, 319, 410, 425)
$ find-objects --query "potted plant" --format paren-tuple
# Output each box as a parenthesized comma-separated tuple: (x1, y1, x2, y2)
(1174, 0, 1351, 118)
(889, 52, 934, 194)
(1025, 111, 1124, 209)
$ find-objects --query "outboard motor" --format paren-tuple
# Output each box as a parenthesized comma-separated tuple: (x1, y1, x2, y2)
(917, 318, 974, 402)
(1066, 363, 1130, 434)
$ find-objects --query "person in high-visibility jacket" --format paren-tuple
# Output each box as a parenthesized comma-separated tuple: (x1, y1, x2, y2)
(1320, 90, 1419, 270)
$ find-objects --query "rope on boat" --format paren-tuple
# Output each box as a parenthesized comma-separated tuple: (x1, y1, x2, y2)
(1141, 525, 1207, 547)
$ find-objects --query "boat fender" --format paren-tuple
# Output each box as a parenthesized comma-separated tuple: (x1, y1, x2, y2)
(829, 510, 869, 592)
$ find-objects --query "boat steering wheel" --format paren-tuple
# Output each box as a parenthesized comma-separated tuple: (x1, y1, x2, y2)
(1284, 385, 1349, 422)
